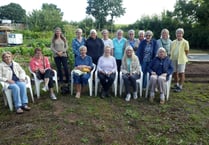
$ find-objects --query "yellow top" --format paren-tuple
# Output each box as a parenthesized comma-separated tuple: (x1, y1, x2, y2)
(171, 38, 189, 64)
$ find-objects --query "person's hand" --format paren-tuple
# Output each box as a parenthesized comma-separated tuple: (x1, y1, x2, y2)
(151, 72, 156, 75)
(57, 51, 63, 57)
(161, 73, 167, 77)
(7, 80, 15, 84)
(39, 68, 45, 74)
(19, 79, 25, 82)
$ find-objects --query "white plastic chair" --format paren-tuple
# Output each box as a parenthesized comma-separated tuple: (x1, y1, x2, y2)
(71, 64, 96, 96)
(0, 75, 34, 111)
(119, 66, 143, 97)
(94, 70, 118, 97)
(145, 72, 172, 100)
(28, 67, 58, 99)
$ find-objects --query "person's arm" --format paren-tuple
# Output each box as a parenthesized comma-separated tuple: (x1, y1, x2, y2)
(29, 58, 37, 72)
(16, 62, 26, 81)
(72, 39, 80, 56)
(44, 57, 51, 70)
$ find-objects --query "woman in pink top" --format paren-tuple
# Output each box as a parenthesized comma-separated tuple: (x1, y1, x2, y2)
(29, 48, 57, 100)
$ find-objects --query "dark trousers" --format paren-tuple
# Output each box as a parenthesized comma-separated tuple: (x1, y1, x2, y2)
(98, 72, 116, 92)
(54, 56, 69, 83)
(36, 69, 54, 88)
(122, 74, 140, 94)
(116, 59, 121, 73)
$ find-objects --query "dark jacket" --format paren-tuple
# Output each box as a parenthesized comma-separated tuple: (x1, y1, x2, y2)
(136, 39, 158, 65)
(85, 36, 104, 64)
(149, 56, 173, 81)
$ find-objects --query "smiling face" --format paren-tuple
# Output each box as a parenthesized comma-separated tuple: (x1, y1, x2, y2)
(35, 50, 42, 59)
(158, 49, 166, 59)
(104, 46, 111, 56)
(55, 29, 62, 36)
(80, 47, 87, 56)
(76, 31, 82, 38)
(162, 31, 169, 39)
(3, 53, 12, 64)
(176, 31, 183, 40)
(90, 32, 97, 39)
(126, 49, 133, 57)
(129, 32, 134, 40)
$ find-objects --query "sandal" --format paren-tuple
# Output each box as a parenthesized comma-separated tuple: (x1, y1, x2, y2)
(16, 108, 24, 114)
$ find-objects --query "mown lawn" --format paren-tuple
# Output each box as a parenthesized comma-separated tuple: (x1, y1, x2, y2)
(0, 82, 209, 145)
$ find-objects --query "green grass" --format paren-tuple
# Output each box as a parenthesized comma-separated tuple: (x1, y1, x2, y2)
(0, 82, 209, 144)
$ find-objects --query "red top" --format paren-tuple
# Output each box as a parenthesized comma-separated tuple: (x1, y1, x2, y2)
(29, 56, 51, 72)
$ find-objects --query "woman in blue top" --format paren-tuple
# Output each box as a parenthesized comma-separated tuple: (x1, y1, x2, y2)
(112, 29, 127, 72)
(148, 47, 173, 104)
(73, 45, 93, 98)
(72, 28, 86, 58)
(136, 30, 158, 89)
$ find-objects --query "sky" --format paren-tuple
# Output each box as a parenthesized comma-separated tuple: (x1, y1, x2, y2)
(1, 0, 177, 24)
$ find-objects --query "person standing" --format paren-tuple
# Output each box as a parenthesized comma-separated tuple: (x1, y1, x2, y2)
(101, 29, 114, 55)
(125, 29, 139, 53)
(51, 27, 70, 84)
(170, 28, 189, 92)
(72, 28, 86, 58)
(85, 29, 104, 65)
(112, 29, 127, 72)
(157, 28, 172, 56)
(136, 30, 158, 89)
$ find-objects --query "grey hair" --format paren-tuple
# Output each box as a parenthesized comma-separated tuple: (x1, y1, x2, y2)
(138, 30, 145, 36)
(76, 28, 82, 33)
(161, 28, 170, 38)
(176, 28, 184, 34)
(90, 29, 97, 35)
(145, 30, 153, 36)
(102, 29, 109, 34)
(157, 47, 167, 56)
(79, 45, 87, 51)
(128, 29, 135, 35)
(116, 29, 123, 35)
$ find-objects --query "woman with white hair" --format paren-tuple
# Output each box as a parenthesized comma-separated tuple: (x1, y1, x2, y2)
(136, 30, 158, 89)
(148, 47, 173, 104)
(138, 30, 145, 43)
(157, 28, 172, 56)
(170, 28, 189, 92)
(121, 46, 141, 101)
(125, 29, 139, 53)
(85, 29, 104, 65)
(72, 28, 86, 58)
(97, 45, 117, 98)
(112, 29, 127, 72)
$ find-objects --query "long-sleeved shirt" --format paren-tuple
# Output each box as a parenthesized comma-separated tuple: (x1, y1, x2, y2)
(97, 56, 117, 73)
(29, 56, 51, 72)
(51, 38, 68, 57)
(72, 37, 86, 57)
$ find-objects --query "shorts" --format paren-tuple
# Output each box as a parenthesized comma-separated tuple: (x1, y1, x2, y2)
(172, 60, 186, 73)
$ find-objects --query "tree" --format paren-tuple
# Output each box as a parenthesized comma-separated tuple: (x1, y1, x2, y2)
(27, 3, 63, 31)
(0, 3, 26, 23)
(86, 0, 125, 29)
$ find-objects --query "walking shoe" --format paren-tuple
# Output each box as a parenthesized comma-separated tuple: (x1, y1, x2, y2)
(100, 91, 106, 99)
(50, 93, 57, 100)
(160, 100, 165, 104)
(42, 86, 49, 92)
(22, 105, 31, 111)
(125, 93, 131, 102)
(75, 92, 80, 99)
(16, 108, 24, 114)
(174, 86, 182, 92)
(171, 84, 179, 90)
(133, 92, 138, 99)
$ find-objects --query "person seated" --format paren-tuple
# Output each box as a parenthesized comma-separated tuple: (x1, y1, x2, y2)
(73, 45, 93, 98)
(0, 51, 31, 114)
(29, 48, 57, 100)
(148, 47, 173, 104)
(97, 46, 117, 98)
(121, 46, 141, 101)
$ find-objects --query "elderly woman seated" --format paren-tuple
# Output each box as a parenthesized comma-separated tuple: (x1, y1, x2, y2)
(73, 45, 93, 98)
(0, 51, 31, 114)
(148, 47, 173, 104)
(97, 45, 117, 98)
(121, 46, 141, 102)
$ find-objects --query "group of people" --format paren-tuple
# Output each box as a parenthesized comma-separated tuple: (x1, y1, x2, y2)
(0, 27, 189, 114)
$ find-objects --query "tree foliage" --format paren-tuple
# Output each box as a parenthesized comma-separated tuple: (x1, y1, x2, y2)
(86, 0, 125, 29)
(0, 3, 26, 23)
(27, 3, 63, 31)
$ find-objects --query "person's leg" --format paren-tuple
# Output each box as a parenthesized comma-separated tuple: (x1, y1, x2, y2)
(54, 57, 63, 83)
(149, 75, 157, 102)
(172, 60, 179, 87)
(116, 59, 121, 73)
(122, 74, 131, 95)
(8, 83, 22, 110)
(105, 73, 116, 94)
(175, 64, 186, 92)
(98, 72, 107, 97)
(129, 74, 140, 99)
(15, 81, 29, 106)
(75, 84, 81, 98)
(142, 62, 149, 89)
(73, 74, 82, 98)
(61, 57, 70, 83)
(157, 76, 166, 103)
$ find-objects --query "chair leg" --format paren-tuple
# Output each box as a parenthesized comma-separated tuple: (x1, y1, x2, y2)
(5, 91, 13, 111)
(29, 88, 34, 103)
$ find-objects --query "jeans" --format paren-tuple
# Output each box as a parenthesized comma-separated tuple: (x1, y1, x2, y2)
(8, 81, 28, 110)
(122, 74, 140, 94)
(141, 61, 151, 88)
(54, 56, 69, 83)
(98, 72, 115, 92)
